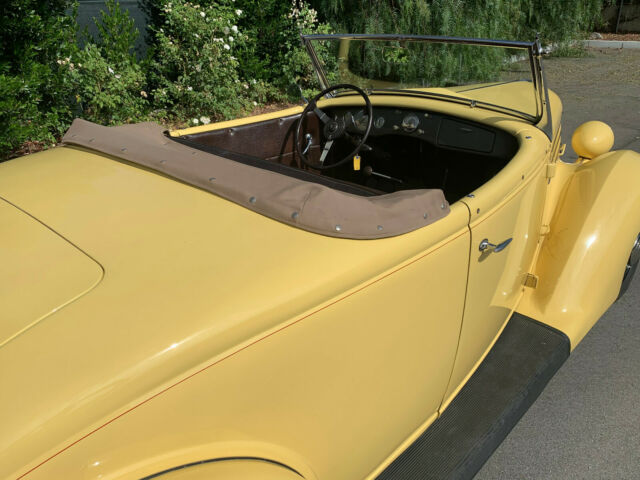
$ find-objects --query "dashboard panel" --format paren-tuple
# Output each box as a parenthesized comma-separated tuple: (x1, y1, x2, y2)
(319, 106, 519, 201)
(327, 106, 515, 158)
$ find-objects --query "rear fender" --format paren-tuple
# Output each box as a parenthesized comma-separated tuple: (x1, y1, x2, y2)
(518, 149, 640, 348)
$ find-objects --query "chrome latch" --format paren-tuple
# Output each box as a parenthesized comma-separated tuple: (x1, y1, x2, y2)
(479, 237, 512, 253)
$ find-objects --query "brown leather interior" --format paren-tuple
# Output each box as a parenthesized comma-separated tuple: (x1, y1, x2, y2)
(175, 105, 518, 203)
(182, 113, 322, 167)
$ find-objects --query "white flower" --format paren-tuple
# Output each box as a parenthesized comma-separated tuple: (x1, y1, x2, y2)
(235, 9, 242, 15)
(140, 90, 148, 98)
(253, 101, 258, 106)
(194, 33, 200, 38)
(231, 25, 238, 33)
(251, 79, 257, 84)
(243, 83, 248, 89)
(192, 118, 199, 125)
(199, 116, 211, 125)
(223, 44, 230, 50)
(223, 26, 230, 34)
(187, 86, 193, 91)
(56, 59, 63, 65)
(200, 11, 205, 17)
(228, 36, 234, 42)
(115, 74, 121, 79)
(108, 66, 115, 74)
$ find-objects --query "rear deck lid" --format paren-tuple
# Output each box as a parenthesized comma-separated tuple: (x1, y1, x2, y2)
(0, 198, 103, 346)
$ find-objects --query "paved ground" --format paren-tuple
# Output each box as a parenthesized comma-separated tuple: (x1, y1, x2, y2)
(476, 48, 640, 479)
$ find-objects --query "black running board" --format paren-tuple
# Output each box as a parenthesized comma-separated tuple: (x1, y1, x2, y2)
(377, 313, 570, 480)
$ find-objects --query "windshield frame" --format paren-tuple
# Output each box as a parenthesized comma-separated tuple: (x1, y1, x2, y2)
(301, 33, 551, 133)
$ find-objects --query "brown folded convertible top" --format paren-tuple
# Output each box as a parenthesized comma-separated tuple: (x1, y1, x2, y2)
(62, 119, 450, 239)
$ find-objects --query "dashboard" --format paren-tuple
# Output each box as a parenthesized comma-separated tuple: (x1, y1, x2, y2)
(318, 106, 519, 200)
(326, 106, 516, 158)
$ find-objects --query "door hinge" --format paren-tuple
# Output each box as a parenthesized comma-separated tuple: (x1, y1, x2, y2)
(540, 224, 550, 236)
(545, 163, 556, 179)
(524, 273, 539, 289)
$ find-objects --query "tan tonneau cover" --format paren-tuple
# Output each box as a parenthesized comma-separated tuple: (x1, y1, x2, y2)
(62, 119, 449, 239)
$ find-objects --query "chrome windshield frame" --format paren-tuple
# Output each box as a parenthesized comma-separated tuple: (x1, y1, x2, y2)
(301, 33, 551, 135)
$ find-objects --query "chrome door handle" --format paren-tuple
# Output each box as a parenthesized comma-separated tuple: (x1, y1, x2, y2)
(479, 237, 512, 253)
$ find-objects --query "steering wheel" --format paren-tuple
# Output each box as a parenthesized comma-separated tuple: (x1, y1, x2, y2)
(295, 84, 373, 170)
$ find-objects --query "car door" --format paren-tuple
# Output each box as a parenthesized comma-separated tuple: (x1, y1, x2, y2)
(441, 130, 550, 406)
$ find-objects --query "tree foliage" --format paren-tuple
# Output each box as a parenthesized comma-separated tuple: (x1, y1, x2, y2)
(311, 0, 603, 44)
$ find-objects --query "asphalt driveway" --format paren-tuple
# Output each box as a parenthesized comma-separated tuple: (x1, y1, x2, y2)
(476, 48, 640, 479)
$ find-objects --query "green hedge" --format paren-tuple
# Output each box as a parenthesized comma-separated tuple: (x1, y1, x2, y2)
(1, 0, 604, 160)
(0, 0, 78, 156)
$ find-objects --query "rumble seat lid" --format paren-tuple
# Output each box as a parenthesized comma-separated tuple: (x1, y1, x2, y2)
(0, 198, 103, 346)
(62, 119, 450, 239)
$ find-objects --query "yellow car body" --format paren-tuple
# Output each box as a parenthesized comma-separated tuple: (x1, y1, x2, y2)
(1, 35, 639, 479)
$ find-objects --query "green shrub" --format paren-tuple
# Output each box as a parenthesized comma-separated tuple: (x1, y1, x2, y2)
(234, 0, 333, 96)
(146, 1, 250, 123)
(142, 0, 333, 115)
(280, 0, 335, 97)
(0, 0, 78, 159)
(70, 0, 149, 125)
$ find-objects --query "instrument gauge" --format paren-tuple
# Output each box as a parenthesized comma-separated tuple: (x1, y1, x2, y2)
(374, 116, 385, 129)
(401, 113, 420, 132)
(353, 110, 369, 132)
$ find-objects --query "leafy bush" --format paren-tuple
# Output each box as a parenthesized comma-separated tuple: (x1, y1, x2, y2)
(70, 0, 149, 125)
(0, 0, 78, 159)
(146, 1, 250, 123)
(280, 0, 335, 96)
(234, 0, 333, 96)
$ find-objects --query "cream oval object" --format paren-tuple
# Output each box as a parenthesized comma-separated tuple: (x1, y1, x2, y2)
(571, 121, 614, 159)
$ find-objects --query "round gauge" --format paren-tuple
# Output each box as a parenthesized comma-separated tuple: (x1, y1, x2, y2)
(353, 110, 369, 132)
(374, 116, 385, 129)
(401, 113, 420, 132)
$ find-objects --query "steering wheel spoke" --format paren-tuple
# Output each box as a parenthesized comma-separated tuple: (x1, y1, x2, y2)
(313, 105, 332, 125)
(295, 83, 373, 170)
(318, 140, 334, 165)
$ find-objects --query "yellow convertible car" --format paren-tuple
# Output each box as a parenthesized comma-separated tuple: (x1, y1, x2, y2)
(2, 34, 639, 480)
